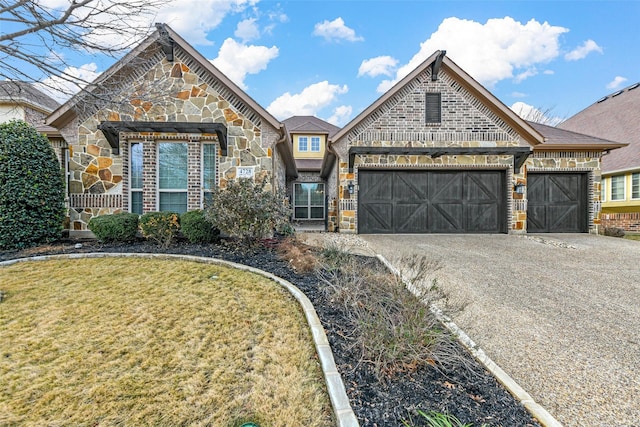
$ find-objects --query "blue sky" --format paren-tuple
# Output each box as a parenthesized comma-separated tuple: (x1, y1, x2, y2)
(8, 0, 640, 127)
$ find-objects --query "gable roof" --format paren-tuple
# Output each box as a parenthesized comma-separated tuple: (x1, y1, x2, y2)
(558, 82, 640, 173)
(46, 24, 283, 132)
(283, 116, 340, 137)
(527, 121, 626, 151)
(330, 50, 545, 147)
(0, 81, 59, 113)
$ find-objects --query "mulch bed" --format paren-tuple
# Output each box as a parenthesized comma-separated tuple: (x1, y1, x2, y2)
(0, 238, 540, 427)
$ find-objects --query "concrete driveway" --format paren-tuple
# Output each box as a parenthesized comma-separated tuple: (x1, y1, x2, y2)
(359, 234, 640, 427)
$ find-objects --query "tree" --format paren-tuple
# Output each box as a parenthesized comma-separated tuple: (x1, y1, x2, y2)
(0, 120, 66, 249)
(0, 0, 169, 99)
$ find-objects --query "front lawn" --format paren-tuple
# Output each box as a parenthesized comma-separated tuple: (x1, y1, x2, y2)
(0, 257, 332, 426)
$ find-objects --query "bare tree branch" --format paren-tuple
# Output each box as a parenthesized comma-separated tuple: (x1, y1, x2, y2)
(0, 0, 170, 101)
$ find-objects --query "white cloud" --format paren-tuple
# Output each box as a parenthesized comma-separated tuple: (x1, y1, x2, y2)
(606, 76, 628, 90)
(358, 56, 398, 78)
(235, 18, 260, 42)
(377, 16, 568, 92)
(543, 70, 555, 75)
(326, 105, 353, 127)
(514, 69, 538, 83)
(267, 81, 348, 119)
(313, 17, 364, 42)
(564, 39, 603, 61)
(37, 63, 101, 103)
(156, 0, 258, 45)
(511, 92, 527, 98)
(511, 101, 563, 126)
(211, 38, 278, 90)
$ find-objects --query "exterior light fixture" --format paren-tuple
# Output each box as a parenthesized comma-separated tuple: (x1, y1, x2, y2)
(347, 182, 355, 194)
(514, 182, 526, 194)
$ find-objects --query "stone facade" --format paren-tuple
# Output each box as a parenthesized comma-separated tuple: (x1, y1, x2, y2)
(60, 43, 282, 232)
(329, 65, 604, 234)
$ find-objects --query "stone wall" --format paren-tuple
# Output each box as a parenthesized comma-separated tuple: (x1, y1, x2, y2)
(62, 45, 280, 232)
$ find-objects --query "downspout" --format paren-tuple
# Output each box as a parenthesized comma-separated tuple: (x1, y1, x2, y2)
(323, 139, 340, 232)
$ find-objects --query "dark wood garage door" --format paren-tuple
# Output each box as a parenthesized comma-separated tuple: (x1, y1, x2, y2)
(358, 170, 506, 234)
(527, 173, 588, 233)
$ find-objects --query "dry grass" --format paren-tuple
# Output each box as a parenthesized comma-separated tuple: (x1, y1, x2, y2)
(0, 258, 332, 426)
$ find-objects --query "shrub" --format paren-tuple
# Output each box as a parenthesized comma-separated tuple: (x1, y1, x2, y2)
(139, 211, 180, 248)
(88, 213, 139, 242)
(0, 120, 65, 250)
(317, 251, 461, 380)
(205, 178, 292, 245)
(604, 227, 625, 238)
(180, 210, 219, 243)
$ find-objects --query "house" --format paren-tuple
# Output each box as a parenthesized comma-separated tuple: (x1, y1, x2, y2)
(320, 51, 624, 234)
(283, 116, 340, 231)
(39, 25, 624, 236)
(558, 83, 640, 232)
(45, 23, 296, 236)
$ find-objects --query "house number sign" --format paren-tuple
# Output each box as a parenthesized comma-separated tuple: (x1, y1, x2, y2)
(237, 166, 255, 179)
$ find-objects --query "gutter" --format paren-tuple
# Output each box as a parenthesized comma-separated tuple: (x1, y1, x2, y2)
(275, 125, 298, 181)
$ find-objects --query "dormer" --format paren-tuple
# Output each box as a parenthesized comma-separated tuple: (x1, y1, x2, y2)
(283, 116, 340, 170)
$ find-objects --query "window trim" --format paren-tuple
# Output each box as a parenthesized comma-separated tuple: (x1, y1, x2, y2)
(632, 173, 640, 200)
(298, 136, 309, 152)
(293, 182, 325, 220)
(611, 175, 626, 201)
(310, 136, 321, 152)
(201, 142, 218, 209)
(157, 141, 189, 213)
(129, 141, 143, 214)
(601, 178, 606, 202)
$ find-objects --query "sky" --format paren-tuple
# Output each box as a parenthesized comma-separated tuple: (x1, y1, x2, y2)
(8, 0, 640, 127)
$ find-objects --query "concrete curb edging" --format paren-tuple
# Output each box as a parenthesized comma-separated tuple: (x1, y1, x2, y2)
(0, 253, 359, 427)
(375, 254, 563, 427)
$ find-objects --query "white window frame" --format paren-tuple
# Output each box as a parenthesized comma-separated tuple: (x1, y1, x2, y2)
(632, 173, 640, 200)
(601, 178, 606, 202)
(157, 141, 189, 213)
(298, 136, 308, 152)
(201, 142, 217, 209)
(129, 141, 143, 214)
(311, 136, 321, 152)
(293, 182, 325, 220)
(611, 175, 626, 201)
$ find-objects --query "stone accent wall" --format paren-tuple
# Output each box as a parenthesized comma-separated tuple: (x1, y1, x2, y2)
(61, 44, 281, 231)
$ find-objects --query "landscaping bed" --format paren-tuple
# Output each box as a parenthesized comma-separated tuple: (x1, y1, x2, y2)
(0, 237, 541, 427)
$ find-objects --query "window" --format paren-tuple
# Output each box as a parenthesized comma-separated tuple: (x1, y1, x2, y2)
(633, 173, 640, 199)
(158, 142, 188, 213)
(311, 137, 321, 152)
(202, 143, 217, 207)
(601, 178, 606, 202)
(425, 92, 441, 123)
(130, 142, 143, 214)
(293, 183, 325, 219)
(298, 136, 308, 152)
(611, 175, 625, 201)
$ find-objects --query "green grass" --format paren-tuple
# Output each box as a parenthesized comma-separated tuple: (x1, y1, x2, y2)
(624, 233, 640, 241)
(0, 258, 332, 426)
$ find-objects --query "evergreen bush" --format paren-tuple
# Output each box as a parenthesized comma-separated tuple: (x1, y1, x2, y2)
(0, 120, 65, 249)
(139, 211, 180, 247)
(180, 210, 219, 243)
(88, 213, 139, 242)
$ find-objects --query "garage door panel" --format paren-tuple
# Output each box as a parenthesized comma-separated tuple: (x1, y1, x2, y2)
(358, 170, 505, 234)
(359, 203, 393, 233)
(527, 173, 587, 233)
(395, 203, 428, 233)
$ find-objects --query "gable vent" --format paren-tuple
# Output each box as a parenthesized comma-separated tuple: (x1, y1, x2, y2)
(425, 92, 441, 124)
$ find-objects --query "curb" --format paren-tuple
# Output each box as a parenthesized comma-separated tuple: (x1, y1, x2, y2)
(0, 253, 359, 427)
(375, 254, 563, 427)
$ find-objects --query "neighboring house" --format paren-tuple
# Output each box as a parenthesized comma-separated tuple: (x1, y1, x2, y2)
(45, 23, 296, 236)
(37, 25, 624, 236)
(282, 116, 340, 230)
(558, 82, 640, 232)
(320, 51, 624, 234)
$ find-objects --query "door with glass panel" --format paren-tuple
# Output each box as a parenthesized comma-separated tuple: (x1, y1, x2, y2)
(294, 183, 325, 220)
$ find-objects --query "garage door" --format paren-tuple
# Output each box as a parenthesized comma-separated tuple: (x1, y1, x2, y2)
(527, 173, 588, 233)
(358, 170, 506, 234)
